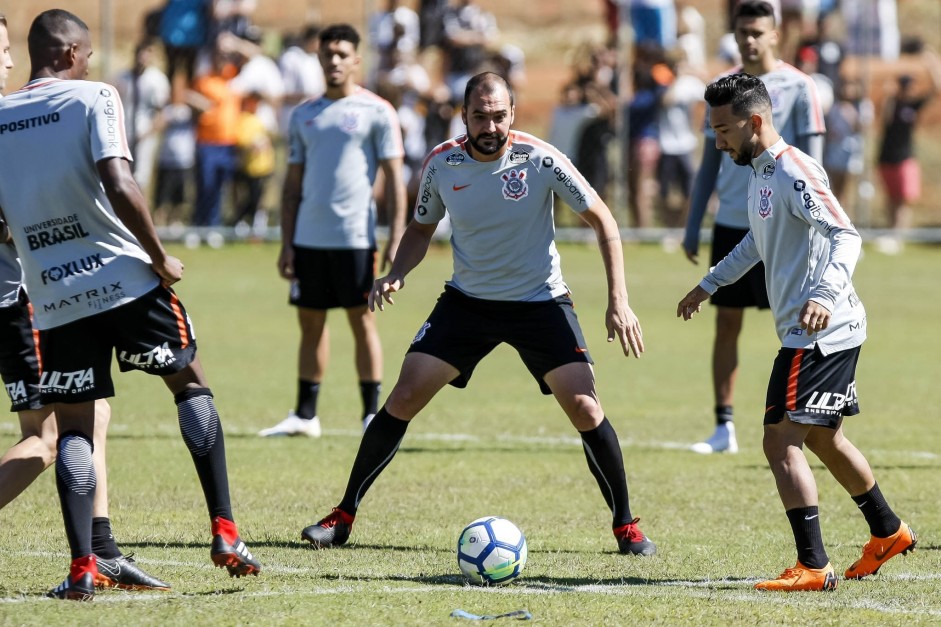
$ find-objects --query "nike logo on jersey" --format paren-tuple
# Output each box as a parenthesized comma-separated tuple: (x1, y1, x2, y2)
(452, 184, 471, 191)
(575, 347, 588, 353)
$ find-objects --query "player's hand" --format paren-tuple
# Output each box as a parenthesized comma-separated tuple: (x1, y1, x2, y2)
(677, 286, 709, 320)
(369, 272, 405, 312)
(799, 300, 831, 334)
(683, 242, 699, 265)
(153, 255, 184, 286)
(607, 303, 644, 358)
(277, 245, 295, 279)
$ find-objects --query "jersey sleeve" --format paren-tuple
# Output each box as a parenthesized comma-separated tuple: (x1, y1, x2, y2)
(287, 106, 305, 165)
(788, 160, 860, 312)
(374, 101, 405, 161)
(699, 230, 761, 294)
(543, 147, 596, 212)
(795, 76, 826, 137)
(89, 83, 132, 162)
(413, 156, 446, 224)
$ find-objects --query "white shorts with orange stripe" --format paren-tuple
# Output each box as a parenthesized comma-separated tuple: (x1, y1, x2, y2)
(764, 345, 861, 429)
(36, 285, 197, 404)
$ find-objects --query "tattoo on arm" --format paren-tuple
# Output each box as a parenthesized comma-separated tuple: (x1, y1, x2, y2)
(600, 236, 621, 244)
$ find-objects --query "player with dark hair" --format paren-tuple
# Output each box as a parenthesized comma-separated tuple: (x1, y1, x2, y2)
(0, 12, 169, 594)
(262, 23, 406, 437)
(301, 71, 656, 557)
(683, 0, 825, 454)
(678, 72, 915, 592)
(0, 9, 260, 600)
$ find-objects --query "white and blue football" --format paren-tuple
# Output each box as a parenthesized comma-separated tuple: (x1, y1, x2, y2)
(457, 516, 527, 585)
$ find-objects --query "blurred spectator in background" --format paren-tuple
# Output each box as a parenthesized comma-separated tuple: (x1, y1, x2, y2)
(823, 77, 869, 217)
(154, 83, 197, 227)
(279, 25, 325, 137)
(159, 0, 211, 83)
(113, 38, 170, 199)
(843, 0, 899, 61)
(368, 0, 420, 88)
(656, 51, 704, 228)
(224, 27, 284, 135)
(794, 44, 833, 115)
(188, 38, 241, 227)
(875, 44, 941, 253)
(630, 0, 676, 50)
(211, 0, 256, 40)
(674, 0, 706, 73)
(419, 0, 449, 50)
(626, 43, 669, 228)
(231, 92, 275, 234)
(442, 0, 498, 105)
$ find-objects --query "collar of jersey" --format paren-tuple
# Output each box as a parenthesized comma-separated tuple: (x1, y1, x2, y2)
(752, 137, 788, 173)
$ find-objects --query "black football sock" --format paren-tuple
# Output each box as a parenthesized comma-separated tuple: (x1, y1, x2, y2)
(176, 388, 233, 521)
(296, 379, 320, 420)
(580, 418, 633, 527)
(91, 517, 122, 559)
(716, 405, 733, 425)
(337, 407, 409, 516)
(56, 432, 96, 559)
(852, 483, 902, 538)
(785, 506, 829, 569)
(359, 380, 381, 419)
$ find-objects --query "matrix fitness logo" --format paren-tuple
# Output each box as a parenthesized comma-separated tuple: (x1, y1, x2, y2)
(501, 168, 528, 201)
(758, 186, 774, 219)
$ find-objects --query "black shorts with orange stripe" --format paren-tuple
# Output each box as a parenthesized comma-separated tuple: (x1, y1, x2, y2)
(37, 284, 197, 404)
(0, 295, 43, 412)
(406, 285, 592, 395)
(764, 345, 861, 429)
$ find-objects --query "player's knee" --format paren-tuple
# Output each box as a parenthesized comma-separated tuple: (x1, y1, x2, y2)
(384, 385, 422, 420)
(565, 395, 604, 429)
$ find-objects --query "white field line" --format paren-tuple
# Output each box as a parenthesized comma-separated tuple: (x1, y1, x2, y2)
(3, 569, 941, 618)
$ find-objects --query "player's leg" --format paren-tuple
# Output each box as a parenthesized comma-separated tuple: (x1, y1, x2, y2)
(301, 352, 457, 548)
(544, 362, 656, 556)
(0, 406, 56, 510)
(806, 423, 915, 579)
(346, 304, 382, 426)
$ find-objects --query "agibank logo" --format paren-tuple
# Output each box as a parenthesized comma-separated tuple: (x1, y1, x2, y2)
(40, 368, 95, 395)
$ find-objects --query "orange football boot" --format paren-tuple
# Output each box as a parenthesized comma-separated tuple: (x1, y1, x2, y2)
(844, 521, 917, 579)
(754, 561, 838, 592)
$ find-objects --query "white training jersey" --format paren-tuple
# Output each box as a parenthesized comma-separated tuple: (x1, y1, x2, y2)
(0, 78, 159, 329)
(287, 87, 403, 250)
(415, 131, 597, 301)
(706, 61, 825, 228)
(699, 138, 866, 354)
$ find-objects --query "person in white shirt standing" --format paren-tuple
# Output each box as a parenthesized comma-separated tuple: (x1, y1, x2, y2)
(677, 73, 915, 592)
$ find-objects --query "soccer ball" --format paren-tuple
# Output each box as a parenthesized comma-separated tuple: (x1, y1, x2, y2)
(457, 516, 527, 585)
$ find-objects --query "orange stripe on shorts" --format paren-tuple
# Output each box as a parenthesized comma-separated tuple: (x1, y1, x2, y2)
(27, 301, 43, 371)
(786, 348, 804, 410)
(168, 290, 189, 349)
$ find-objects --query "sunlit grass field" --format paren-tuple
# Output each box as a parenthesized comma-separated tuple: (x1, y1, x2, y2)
(0, 241, 938, 625)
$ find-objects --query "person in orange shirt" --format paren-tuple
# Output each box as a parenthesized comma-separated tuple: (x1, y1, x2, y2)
(188, 39, 241, 227)
(231, 91, 275, 232)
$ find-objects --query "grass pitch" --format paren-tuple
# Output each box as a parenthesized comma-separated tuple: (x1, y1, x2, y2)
(1, 242, 939, 625)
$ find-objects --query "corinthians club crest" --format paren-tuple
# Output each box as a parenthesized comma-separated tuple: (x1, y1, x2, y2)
(501, 168, 528, 201)
(758, 186, 774, 219)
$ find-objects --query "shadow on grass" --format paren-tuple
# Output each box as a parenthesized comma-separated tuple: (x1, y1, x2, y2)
(313, 571, 754, 589)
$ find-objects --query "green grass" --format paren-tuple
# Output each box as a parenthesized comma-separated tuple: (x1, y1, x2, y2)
(1, 242, 939, 625)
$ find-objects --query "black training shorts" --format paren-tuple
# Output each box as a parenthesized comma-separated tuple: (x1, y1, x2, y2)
(406, 285, 593, 395)
(290, 246, 376, 310)
(37, 284, 198, 404)
(709, 224, 771, 309)
(0, 296, 43, 412)
(764, 345, 861, 429)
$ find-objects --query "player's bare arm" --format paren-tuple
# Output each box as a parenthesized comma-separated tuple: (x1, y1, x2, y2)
(369, 219, 437, 312)
(677, 285, 709, 320)
(799, 299, 831, 334)
(379, 156, 407, 271)
(278, 163, 304, 279)
(96, 157, 183, 285)
(578, 199, 644, 358)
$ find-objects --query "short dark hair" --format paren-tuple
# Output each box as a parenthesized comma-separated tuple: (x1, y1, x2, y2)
(705, 73, 772, 117)
(0, 14, 7, 28)
(28, 9, 89, 60)
(734, 0, 776, 24)
(319, 23, 360, 49)
(463, 71, 514, 110)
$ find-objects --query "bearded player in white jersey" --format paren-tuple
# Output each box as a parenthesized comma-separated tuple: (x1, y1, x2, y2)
(0, 12, 170, 595)
(678, 73, 915, 592)
(300, 72, 657, 557)
(683, 0, 826, 454)
(0, 10, 259, 600)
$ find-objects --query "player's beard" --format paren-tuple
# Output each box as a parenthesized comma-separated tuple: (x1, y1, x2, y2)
(732, 136, 756, 166)
(467, 130, 508, 156)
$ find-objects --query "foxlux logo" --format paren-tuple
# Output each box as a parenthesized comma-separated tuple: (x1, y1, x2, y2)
(40, 368, 95, 394)
(553, 166, 586, 205)
(805, 381, 857, 415)
(41, 253, 103, 284)
(119, 343, 175, 369)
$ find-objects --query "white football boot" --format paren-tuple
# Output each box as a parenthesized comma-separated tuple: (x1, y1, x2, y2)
(258, 412, 322, 437)
(690, 422, 738, 454)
